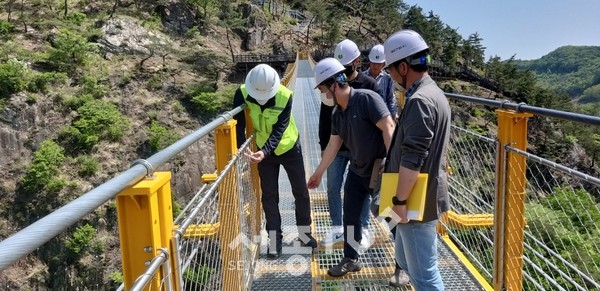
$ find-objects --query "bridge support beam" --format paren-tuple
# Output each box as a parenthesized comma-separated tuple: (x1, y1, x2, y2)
(117, 171, 179, 291)
(493, 110, 532, 291)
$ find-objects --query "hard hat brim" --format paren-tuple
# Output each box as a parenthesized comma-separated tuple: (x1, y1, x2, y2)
(369, 58, 386, 64)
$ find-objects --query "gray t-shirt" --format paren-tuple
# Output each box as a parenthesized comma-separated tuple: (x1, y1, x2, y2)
(331, 88, 390, 177)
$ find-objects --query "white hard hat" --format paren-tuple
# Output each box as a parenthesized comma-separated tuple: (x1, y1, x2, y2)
(245, 64, 281, 101)
(334, 39, 360, 65)
(368, 44, 385, 63)
(313, 57, 345, 88)
(383, 29, 429, 68)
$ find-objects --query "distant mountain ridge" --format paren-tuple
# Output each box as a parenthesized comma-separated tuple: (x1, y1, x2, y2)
(514, 46, 600, 103)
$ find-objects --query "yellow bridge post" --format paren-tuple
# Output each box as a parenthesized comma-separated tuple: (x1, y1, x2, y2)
(493, 110, 532, 291)
(215, 119, 243, 290)
(116, 171, 178, 290)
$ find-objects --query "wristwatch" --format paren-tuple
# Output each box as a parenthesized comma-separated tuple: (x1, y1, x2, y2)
(392, 196, 407, 206)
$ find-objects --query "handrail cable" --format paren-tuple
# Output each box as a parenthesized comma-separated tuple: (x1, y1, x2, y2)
(506, 146, 600, 188)
(0, 106, 246, 271)
(523, 231, 600, 289)
(174, 135, 254, 237)
(446, 93, 600, 126)
(129, 248, 170, 291)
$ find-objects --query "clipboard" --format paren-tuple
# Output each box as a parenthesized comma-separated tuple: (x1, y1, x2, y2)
(378, 173, 428, 221)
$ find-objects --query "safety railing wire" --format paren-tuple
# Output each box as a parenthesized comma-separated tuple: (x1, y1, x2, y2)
(444, 124, 497, 283)
(168, 135, 261, 290)
(506, 146, 600, 290)
(0, 106, 245, 272)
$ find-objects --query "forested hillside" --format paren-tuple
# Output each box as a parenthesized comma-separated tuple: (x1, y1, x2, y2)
(514, 46, 600, 103)
(1, 0, 599, 289)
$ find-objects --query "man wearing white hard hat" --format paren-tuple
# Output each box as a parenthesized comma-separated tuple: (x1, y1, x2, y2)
(363, 44, 398, 119)
(233, 64, 317, 259)
(308, 57, 395, 277)
(317, 39, 381, 249)
(365, 43, 407, 287)
(382, 29, 450, 290)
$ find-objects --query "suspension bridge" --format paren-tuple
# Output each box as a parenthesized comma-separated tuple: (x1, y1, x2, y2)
(1, 52, 600, 291)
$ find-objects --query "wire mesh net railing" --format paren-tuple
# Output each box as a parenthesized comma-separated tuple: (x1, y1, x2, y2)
(444, 118, 600, 290)
(444, 125, 497, 284)
(129, 136, 262, 291)
(176, 137, 261, 291)
(506, 146, 600, 291)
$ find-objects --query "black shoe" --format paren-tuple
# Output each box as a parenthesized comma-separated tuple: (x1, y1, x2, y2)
(327, 257, 361, 277)
(300, 233, 318, 250)
(266, 234, 282, 259)
(266, 245, 282, 259)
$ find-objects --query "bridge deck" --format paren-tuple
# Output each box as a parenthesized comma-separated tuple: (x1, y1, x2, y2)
(250, 58, 485, 290)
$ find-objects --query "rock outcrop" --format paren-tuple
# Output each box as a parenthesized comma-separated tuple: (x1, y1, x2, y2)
(96, 17, 170, 55)
(240, 3, 270, 51)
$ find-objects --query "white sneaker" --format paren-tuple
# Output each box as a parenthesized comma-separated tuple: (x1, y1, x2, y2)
(360, 229, 371, 249)
(321, 227, 344, 247)
(389, 267, 410, 287)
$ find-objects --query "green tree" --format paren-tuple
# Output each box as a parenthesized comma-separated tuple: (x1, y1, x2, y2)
(46, 29, 99, 73)
(0, 20, 15, 38)
(304, 0, 342, 50)
(16, 140, 66, 225)
(579, 84, 600, 104)
(76, 155, 100, 177)
(440, 26, 462, 73)
(19, 140, 65, 195)
(219, 0, 245, 61)
(546, 186, 600, 232)
(187, 0, 218, 28)
(460, 33, 485, 69)
(0, 58, 28, 98)
(61, 100, 130, 152)
(65, 224, 96, 256)
(361, 0, 407, 43)
(148, 121, 180, 152)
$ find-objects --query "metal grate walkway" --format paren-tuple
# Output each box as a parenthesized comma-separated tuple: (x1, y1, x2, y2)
(251, 58, 486, 290)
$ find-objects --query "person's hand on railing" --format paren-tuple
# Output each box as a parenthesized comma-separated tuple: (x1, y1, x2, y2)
(244, 148, 265, 163)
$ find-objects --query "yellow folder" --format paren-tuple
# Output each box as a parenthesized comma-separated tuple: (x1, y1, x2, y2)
(378, 173, 428, 221)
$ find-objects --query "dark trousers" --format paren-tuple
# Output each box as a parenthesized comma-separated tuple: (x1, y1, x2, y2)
(258, 143, 312, 243)
(343, 170, 373, 259)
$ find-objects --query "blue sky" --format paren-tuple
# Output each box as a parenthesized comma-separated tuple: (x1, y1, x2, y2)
(402, 0, 600, 60)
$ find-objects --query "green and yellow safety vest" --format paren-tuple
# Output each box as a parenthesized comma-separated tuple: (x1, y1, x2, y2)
(241, 85, 298, 156)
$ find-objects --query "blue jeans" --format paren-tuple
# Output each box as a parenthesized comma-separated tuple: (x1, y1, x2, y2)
(326, 151, 371, 228)
(394, 220, 444, 290)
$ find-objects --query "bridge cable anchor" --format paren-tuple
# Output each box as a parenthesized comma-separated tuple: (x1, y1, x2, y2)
(132, 159, 155, 178)
(515, 102, 527, 113)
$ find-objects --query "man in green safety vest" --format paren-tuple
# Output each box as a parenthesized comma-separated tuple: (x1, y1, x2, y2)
(233, 64, 317, 259)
